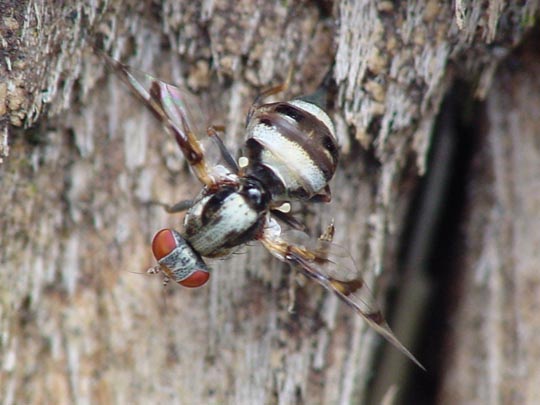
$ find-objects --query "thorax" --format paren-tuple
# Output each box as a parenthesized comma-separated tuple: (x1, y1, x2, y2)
(183, 178, 269, 257)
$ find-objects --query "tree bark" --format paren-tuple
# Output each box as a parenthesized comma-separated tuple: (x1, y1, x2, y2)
(1, 1, 537, 404)
(438, 37, 540, 405)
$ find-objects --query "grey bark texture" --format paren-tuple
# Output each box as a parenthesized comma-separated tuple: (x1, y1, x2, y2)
(1, 1, 538, 404)
(438, 39, 540, 404)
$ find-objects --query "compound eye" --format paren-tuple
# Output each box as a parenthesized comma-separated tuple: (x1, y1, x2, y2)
(178, 270, 210, 288)
(151, 229, 210, 288)
(152, 229, 178, 260)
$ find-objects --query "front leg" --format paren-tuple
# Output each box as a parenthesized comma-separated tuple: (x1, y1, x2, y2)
(143, 199, 194, 214)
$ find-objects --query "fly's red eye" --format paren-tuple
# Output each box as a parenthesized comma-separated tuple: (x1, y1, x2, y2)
(179, 270, 210, 288)
(151, 228, 211, 288)
(152, 229, 177, 260)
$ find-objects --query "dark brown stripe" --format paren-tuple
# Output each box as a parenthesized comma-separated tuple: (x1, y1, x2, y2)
(330, 277, 364, 296)
(221, 217, 266, 249)
(200, 186, 237, 226)
(273, 103, 306, 122)
(365, 310, 384, 325)
(258, 111, 324, 167)
(273, 102, 339, 163)
(255, 109, 337, 180)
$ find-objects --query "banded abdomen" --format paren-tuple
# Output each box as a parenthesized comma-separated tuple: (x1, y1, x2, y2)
(244, 99, 338, 202)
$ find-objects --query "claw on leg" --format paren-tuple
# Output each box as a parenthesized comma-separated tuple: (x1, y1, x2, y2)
(147, 265, 161, 275)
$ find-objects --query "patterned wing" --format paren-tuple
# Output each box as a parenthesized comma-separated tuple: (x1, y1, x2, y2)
(99, 51, 214, 187)
(260, 222, 424, 370)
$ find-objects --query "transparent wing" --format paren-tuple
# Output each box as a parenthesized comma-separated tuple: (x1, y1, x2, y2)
(99, 51, 215, 187)
(260, 222, 424, 370)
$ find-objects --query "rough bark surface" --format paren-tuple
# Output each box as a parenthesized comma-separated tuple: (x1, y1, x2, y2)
(0, 1, 537, 404)
(439, 37, 540, 405)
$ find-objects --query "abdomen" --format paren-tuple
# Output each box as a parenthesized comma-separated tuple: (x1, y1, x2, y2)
(244, 99, 338, 202)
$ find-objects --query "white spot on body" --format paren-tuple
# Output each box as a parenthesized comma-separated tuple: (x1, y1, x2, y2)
(276, 202, 291, 213)
(251, 124, 326, 194)
(238, 156, 249, 168)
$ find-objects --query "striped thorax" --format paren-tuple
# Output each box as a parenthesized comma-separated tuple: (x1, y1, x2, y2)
(183, 178, 269, 258)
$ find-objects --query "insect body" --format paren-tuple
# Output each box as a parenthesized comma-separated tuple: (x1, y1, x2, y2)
(244, 99, 338, 202)
(102, 51, 422, 369)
